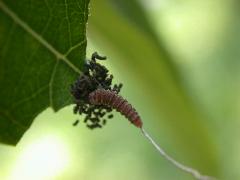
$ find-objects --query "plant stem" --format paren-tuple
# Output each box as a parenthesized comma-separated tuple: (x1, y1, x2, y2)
(140, 128, 217, 180)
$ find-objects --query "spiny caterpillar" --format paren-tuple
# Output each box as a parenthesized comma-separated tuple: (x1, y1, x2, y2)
(89, 89, 142, 128)
(71, 52, 142, 129)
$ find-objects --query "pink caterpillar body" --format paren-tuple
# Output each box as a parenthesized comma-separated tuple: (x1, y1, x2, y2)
(89, 89, 143, 128)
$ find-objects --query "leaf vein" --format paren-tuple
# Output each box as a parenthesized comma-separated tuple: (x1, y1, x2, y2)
(11, 85, 49, 109)
(12, 45, 41, 98)
(49, 59, 59, 108)
(0, 109, 27, 129)
(0, 22, 16, 57)
(0, 1, 82, 75)
(64, 0, 72, 47)
(64, 39, 86, 56)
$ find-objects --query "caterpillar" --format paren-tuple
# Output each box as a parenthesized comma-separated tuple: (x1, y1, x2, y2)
(71, 52, 141, 129)
(89, 89, 143, 128)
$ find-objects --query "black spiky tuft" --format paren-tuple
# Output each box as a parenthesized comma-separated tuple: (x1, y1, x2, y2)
(70, 52, 122, 129)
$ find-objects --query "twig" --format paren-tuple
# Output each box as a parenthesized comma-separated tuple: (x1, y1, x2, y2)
(141, 128, 217, 180)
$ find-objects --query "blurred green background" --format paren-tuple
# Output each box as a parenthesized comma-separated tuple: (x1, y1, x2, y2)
(1, 0, 240, 179)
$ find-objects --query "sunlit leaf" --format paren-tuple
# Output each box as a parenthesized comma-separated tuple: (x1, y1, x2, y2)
(0, 0, 89, 145)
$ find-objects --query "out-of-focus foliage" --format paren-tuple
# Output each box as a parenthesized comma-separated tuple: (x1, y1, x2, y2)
(0, 0, 239, 179)
(88, 0, 219, 177)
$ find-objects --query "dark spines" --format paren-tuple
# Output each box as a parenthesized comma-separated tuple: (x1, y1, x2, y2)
(71, 52, 124, 129)
(73, 120, 79, 126)
(89, 89, 142, 128)
(91, 51, 107, 61)
(103, 119, 107, 125)
(108, 114, 114, 119)
(113, 83, 123, 94)
(87, 123, 102, 129)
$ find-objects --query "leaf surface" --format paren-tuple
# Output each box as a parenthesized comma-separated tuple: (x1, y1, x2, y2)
(0, 0, 89, 145)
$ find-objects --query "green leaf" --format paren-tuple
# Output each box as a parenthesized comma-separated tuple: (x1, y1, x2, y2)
(0, 0, 89, 145)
